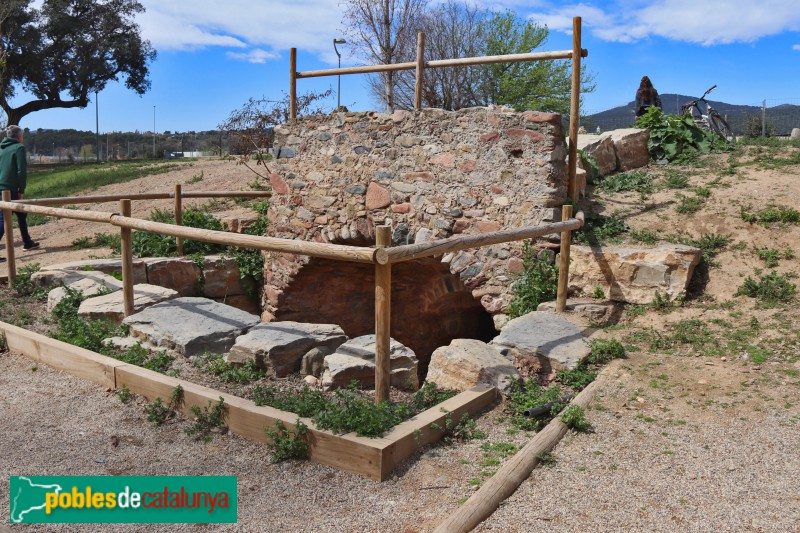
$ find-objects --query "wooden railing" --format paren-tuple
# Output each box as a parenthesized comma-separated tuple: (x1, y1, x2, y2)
(1, 191, 583, 404)
(290, 16, 586, 202)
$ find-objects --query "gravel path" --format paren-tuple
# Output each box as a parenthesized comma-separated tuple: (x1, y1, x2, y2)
(2, 347, 798, 532)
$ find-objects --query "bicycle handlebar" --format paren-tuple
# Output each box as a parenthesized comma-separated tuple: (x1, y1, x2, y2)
(701, 85, 717, 99)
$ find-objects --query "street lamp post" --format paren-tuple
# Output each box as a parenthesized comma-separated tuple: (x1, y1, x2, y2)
(333, 38, 346, 110)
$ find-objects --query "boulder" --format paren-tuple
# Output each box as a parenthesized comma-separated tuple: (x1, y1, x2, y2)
(78, 283, 178, 323)
(123, 297, 261, 356)
(491, 311, 590, 372)
(426, 338, 519, 392)
(569, 244, 702, 304)
(144, 258, 202, 296)
(202, 255, 248, 298)
(321, 335, 419, 391)
(38, 259, 147, 284)
(47, 273, 123, 312)
(608, 128, 650, 171)
(226, 321, 348, 376)
(576, 133, 616, 177)
(791, 128, 800, 140)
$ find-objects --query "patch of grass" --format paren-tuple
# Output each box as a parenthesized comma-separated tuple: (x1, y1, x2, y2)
(507, 243, 558, 319)
(651, 291, 682, 313)
(629, 228, 659, 245)
(663, 170, 690, 189)
(506, 379, 565, 431)
(675, 194, 704, 215)
(560, 405, 592, 432)
(410, 381, 458, 411)
(574, 211, 628, 246)
(588, 338, 626, 364)
(265, 419, 309, 462)
(206, 356, 265, 384)
(626, 304, 647, 319)
(313, 384, 412, 438)
(50, 287, 127, 353)
(597, 170, 655, 194)
(740, 205, 800, 227)
(71, 232, 120, 251)
(432, 412, 486, 445)
(556, 366, 597, 391)
(117, 384, 132, 403)
(186, 170, 205, 184)
(736, 270, 797, 306)
(753, 247, 792, 268)
(11, 263, 50, 300)
(146, 387, 183, 428)
(185, 397, 227, 442)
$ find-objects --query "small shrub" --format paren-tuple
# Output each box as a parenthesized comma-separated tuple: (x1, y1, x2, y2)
(736, 271, 797, 306)
(506, 378, 565, 431)
(431, 412, 486, 445)
(313, 384, 411, 438)
(206, 356, 265, 383)
(146, 398, 173, 427)
(588, 338, 626, 365)
(50, 287, 127, 352)
(507, 243, 559, 318)
(12, 263, 49, 300)
(556, 365, 597, 391)
(629, 228, 659, 245)
(675, 194, 703, 214)
(410, 381, 458, 412)
(574, 211, 628, 246)
(265, 420, 309, 462)
(560, 405, 591, 432)
(663, 170, 689, 189)
(597, 170, 655, 194)
(185, 397, 227, 442)
(71, 232, 120, 251)
(117, 384, 132, 403)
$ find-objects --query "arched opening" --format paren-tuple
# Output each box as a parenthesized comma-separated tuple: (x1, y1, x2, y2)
(273, 256, 496, 379)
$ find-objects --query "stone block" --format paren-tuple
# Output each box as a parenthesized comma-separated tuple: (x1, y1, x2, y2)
(608, 128, 650, 171)
(576, 133, 617, 177)
(569, 244, 701, 304)
(202, 255, 246, 298)
(227, 321, 348, 376)
(40, 259, 147, 284)
(426, 339, 518, 392)
(321, 335, 418, 391)
(78, 283, 179, 323)
(145, 258, 202, 296)
(123, 297, 261, 356)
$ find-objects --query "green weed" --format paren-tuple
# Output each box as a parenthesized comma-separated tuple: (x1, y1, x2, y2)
(588, 338, 626, 364)
(507, 243, 558, 319)
(185, 397, 227, 442)
(560, 405, 591, 432)
(574, 211, 628, 246)
(736, 271, 797, 306)
(663, 170, 690, 189)
(597, 170, 655, 194)
(206, 356, 265, 384)
(265, 420, 309, 462)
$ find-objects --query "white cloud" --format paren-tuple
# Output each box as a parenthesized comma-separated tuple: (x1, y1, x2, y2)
(526, 0, 800, 45)
(226, 49, 279, 64)
(138, 0, 345, 62)
(794, 44, 800, 51)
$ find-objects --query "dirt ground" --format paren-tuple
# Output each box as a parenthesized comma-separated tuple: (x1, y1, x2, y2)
(2, 146, 800, 531)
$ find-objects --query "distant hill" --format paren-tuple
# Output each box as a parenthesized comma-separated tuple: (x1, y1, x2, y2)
(584, 94, 800, 136)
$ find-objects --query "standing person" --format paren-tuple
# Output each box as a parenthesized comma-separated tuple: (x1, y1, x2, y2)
(0, 125, 40, 251)
(635, 76, 663, 119)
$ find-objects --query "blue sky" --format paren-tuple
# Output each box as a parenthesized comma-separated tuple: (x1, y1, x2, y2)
(12, 0, 800, 133)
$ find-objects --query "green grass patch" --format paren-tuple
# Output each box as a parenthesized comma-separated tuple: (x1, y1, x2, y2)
(736, 270, 797, 306)
(574, 211, 628, 246)
(596, 170, 655, 194)
(507, 243, 558, 319)
(740, 205, 800, 227)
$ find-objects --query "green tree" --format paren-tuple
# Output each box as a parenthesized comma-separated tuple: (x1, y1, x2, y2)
(477, 11, 594, 114)
(0, 0, 156, 126)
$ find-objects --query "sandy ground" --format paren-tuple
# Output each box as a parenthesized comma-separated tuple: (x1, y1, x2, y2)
(2, 149, 800, 531)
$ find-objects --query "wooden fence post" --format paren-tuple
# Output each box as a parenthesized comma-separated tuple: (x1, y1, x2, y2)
(174, 184, 184, 256)
(374, 226, 392, 404)
(556, 205, 573, 313)
(414, 32, 425, 111)
(2, 190, 16, 284)
(568, 16, 582, 201)
(120, 199, 134, 317)
(290, 48, 297, 120)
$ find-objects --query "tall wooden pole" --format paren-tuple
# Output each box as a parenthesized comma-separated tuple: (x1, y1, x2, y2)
(556, 205, 573, 313)
(374, 226, 392, 404)
(290, 48, 298, 120)
(414, 32, 425, 111)
(120, 199, 134, 317)
(2, 190, 16, 284)
(568, 16, 582, 201)
(174, 184, 184, 256)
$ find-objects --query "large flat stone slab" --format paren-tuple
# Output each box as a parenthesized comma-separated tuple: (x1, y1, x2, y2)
(569, 244, 702, 304)
(123, 297, 261, 356)
(78, 283, 178, 323)
(40, 259, 148, 284)
(321, 335, 419, 391)
(491, 311, 589, 372)
(226, 321, 348, 376)
(426, 339, 519, 392)
(47, 272, 123, 312)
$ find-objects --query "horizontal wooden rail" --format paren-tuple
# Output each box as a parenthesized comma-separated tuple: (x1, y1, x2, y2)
(384, 219, 582, 264)
(17, 190, 271, 206)
(297, 49, 587, 79)
(0, 200, 385, 265)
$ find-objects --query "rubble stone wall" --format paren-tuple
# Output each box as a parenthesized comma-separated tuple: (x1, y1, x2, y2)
(263, 106, 569, 327)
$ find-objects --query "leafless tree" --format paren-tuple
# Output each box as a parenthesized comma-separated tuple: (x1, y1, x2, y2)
(342, 0, 426, 113)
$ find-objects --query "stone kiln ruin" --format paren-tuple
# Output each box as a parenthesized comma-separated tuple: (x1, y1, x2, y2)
(262, 106, 569, 371)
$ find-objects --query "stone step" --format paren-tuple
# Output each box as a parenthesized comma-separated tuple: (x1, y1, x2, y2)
(78, 283, 178, 323)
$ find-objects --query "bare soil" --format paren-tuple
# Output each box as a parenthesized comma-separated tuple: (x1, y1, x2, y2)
(2, 147, 800, 531)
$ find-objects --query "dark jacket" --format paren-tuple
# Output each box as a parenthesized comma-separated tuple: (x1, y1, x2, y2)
(0, 136, 27, 193)
(635, 91, 662, 118)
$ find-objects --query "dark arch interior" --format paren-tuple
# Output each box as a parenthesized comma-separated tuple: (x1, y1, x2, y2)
(273, 256, 496, 379)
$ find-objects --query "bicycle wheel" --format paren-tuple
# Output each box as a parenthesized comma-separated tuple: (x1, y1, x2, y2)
(708, 113, 735, 141)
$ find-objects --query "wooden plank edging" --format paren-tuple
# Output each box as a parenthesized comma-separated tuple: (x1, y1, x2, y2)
(1, 321, 496, 480)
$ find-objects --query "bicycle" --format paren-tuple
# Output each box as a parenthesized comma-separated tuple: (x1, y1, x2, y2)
(681, 85, 735, 141)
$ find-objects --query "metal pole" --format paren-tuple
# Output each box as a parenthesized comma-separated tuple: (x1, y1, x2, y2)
(95, 91, 100, 163)
(762, 99, 766, 137)
(153, 106, 156, 157)
(333, 39, 346, 110)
